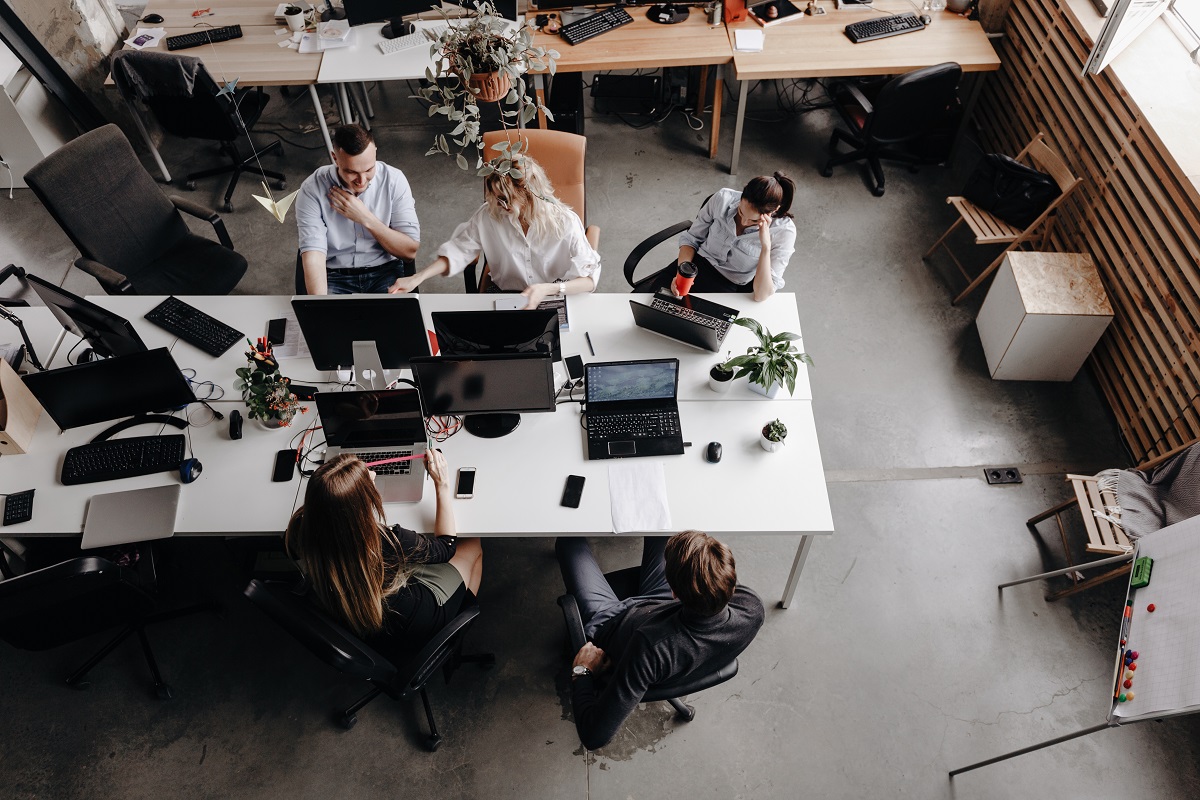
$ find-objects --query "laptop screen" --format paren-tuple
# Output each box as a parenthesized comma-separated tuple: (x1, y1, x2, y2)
(314, 389, 424, 447)
(586, 360, 678, 404)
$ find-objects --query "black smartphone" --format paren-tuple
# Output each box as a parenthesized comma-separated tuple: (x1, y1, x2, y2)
(565, 354, 585, 381)
(272, 448, 296, 482)
(561, 474, 585, 508)
(267, 318, 287, 345)
(290, 384, 318, 401)
(456, 467, 476, 499)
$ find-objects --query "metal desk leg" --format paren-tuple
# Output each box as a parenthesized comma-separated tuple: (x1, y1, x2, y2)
(336, 83, 353, 124)
(780, 534, 814, 608)
(349, 84, 371, 131)
(308, 84, 334, 159)
(124, 102, 171, 183)
(532, 73, 546, 129)
(359, 81, 375, 118)
(730, 79, 749, 174)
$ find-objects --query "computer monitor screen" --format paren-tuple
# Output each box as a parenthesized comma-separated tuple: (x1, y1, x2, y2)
(432, 309, 560, 362)
(291, 295, 431, 371)
(411, 353, 555, 438)
(25, 274, 147, 360)
(343, 0, 433, 26)
(22, 347, 196, 430)
(445, 0, 518, 21)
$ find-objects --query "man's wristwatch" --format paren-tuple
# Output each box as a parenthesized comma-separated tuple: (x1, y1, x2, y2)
(557, 281, 568, 296)
(572, 665, 593, 680)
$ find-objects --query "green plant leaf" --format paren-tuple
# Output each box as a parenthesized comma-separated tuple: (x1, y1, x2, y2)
(456, 154, 469, 170)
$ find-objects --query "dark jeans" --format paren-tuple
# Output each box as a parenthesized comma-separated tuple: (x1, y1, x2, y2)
(643, 254, 753, 295)
(326, 260, 412, 295)
(556, 537, 673, 639)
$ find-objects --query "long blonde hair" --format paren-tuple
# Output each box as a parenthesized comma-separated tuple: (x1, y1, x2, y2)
(484, 156, 573, 241)
(284, 454, 409, 637)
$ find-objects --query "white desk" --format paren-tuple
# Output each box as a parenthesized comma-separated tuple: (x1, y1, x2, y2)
(317, 20, 451, 85)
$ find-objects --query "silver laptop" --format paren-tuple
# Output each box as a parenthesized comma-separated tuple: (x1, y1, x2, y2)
(82, 484, 180, 549)
(314, 388, 427, 503)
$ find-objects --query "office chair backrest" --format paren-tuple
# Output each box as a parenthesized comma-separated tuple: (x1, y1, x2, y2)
(481, 129, 588, 225)
(0, 557, 155, 651)
(112, 51, 245, 143)
(867, 62, 962, 146)
(25, 125, 190, 277)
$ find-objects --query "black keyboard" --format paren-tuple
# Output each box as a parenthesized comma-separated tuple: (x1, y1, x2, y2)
(844, 12, 925, 43)
(144, 296, 244, 357)
(589, 410, 680, 439)
(649, 297, 732, 339)
(560, 7, 633, 46)
(3, 489, 35, 526)
(61, 435, 186, 486)
(348, 449, 413, 476)
(166, 24, 244, 51)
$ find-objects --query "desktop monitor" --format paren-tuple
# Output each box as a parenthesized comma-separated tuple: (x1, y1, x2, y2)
(25, 274, 147, 360)
(22, 347, 196, 430)
(343, 0, 434, 26)
(445, 0, 518, 21)
(411, 352, 555, 438)
(431, 309, 561, 362)
(291, 294, 431, 376)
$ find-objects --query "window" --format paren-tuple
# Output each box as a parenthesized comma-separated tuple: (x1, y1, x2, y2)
(1165, 0, 1200, 60)
(1085, 0, 1172, 73)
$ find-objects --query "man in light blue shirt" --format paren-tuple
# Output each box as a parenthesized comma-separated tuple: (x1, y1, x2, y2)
(296, 124, 420, 294)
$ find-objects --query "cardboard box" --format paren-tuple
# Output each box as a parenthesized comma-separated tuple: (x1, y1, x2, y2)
(0, 358, 43, 455)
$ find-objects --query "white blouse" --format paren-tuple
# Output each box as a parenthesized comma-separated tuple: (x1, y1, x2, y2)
(435, 203, 601, 291)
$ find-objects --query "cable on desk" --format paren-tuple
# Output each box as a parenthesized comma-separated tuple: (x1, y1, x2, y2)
(426, 415, 462, 443)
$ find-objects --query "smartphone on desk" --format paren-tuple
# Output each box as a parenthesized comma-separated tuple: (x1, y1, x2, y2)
(455, 467, 476, 499)
(272, 449, 296, 482)
(561, 474, 585, 508)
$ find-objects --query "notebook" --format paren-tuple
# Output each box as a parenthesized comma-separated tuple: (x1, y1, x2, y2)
(585, 359, 684, 460)
(629, 292, 738, 352)
(82, 484, 180, 549)
(315, 389, 427, 503)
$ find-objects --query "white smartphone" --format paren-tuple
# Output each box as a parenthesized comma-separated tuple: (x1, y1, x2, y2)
(455, 467, 476, 499)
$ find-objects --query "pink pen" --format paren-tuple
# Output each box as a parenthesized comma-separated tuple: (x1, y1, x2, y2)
(363, 453, 425, 468)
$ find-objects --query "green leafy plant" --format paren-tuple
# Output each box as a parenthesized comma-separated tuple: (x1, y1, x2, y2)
(417, 2, 557, 174)
(235, 341, 305, 426)
(723, 317, 812, 396)
(283, 4, 302, 13)
(762, 418, 788, 443)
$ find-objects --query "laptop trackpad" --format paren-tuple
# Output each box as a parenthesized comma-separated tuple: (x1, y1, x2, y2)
(608, 441, 636, 456)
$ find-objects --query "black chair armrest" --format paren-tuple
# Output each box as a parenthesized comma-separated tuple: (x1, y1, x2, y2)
(623, 220, 692, 288)
(400, 604, 482, 690)
(839, 83, 873, 115)
(557, 593, 587, 654)
(74, 257, 134, 294)
(464, 260, 479, 293)
(642, 659, 738, 702)
(169, 195, 235, 251)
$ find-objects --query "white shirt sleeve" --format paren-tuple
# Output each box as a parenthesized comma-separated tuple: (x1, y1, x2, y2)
(435, 205, 487, 277)
(562, 215, 601, 289)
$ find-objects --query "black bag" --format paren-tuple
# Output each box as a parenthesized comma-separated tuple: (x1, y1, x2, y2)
(961, 153, 1061, 229)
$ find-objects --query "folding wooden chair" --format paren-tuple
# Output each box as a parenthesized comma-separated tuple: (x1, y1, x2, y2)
(923, 132, 1083, 305)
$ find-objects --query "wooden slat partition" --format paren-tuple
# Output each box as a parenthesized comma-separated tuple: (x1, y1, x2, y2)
(975, 0, 1200, 462)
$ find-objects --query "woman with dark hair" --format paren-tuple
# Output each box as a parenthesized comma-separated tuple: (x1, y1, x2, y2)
(656, 172, 797, 301)
(284, 450, 483, 654)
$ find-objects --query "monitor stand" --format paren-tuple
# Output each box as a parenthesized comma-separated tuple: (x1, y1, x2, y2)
(91, 414, 188, 443)
(464, 413, 521, 438)
(350, 340, 394, 390)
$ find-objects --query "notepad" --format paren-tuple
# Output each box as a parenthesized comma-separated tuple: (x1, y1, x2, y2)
(734, 29, 765, 52)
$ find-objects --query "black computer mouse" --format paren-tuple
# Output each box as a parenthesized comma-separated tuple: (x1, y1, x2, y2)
(705, 441, 722, 463)
(920, 14, 932, 24)
(143, 13, 164, 23)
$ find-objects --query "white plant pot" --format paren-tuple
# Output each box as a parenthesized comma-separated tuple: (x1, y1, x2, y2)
(708, 373, 735, 393)
(285, 11, 305, 31)
(747, 380, 781, 399)
(760, 433, 785, 452)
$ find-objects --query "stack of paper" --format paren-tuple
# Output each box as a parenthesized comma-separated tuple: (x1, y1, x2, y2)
(734, 29, 765, 52)
(318, 19, 351, 42)
(125, 27, 166, 50)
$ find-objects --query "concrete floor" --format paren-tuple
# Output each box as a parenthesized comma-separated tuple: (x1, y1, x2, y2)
(3, 77, 1200, 799)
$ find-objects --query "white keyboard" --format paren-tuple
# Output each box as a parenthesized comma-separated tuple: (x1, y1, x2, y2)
(377, 23, 448, 55)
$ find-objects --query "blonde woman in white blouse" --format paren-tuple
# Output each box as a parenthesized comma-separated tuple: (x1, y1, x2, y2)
(391, 157, 601, 308)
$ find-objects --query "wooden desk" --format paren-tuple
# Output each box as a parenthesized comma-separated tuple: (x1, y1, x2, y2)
(726, 5, 1001, 172)
(529, 9, 732, 159)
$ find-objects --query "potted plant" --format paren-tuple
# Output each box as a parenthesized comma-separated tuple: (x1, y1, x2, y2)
(760, 418, 787, 452)
(723, 317, 812, 399)
(283, 4, 306, 32)
(708, 353, 736, 393)
(418, 2, 557, 174)
(236, 340, 306, 428)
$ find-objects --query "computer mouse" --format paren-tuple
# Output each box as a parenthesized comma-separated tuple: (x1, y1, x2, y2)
(705, 441, 722, 463)
(920, 14, 932, 24)
(143, 13, 164, 23)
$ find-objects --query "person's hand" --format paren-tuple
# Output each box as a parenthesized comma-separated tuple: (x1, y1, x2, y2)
(521, 282, 556, 309)
(328, 185, 374, 226)
(388, 274, 422, 294)
(667, 264, 684, 298)
(573, 642, 610, 674)
(757, 212, 773, 246)
(424, 448, 451, 492)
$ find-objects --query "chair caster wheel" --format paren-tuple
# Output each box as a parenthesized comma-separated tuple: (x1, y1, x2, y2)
(156, 684, 174, 701)
(871, 186, 885, 198)
(339, 714, 357, 730)
(819, 164, 833, 178)
(223, 202, 234, 213)
(184, 181, 196, 191)
(676, 704, 696, 722)
(426, 733, 442, 752)
(274, 181, 287, 191)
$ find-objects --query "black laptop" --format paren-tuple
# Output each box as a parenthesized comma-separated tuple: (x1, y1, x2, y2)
(585, 359, 685, 460)
(315, 388, 427, 503)
(629, 291, 738, 352)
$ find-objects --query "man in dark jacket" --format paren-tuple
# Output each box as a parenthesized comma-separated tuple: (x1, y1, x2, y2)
(556, 530, 765, 750)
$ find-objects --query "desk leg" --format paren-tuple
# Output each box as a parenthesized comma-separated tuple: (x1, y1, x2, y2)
(710, 65, 724, 160)
(532, 74, 547, 129)
(308, 85, 334, 159)
(780, 534, 814, 609)
(951, 72, 988, 162)
(730, 79, 749, 174)
(349, 85, 371, 131)
(336, 83, 353, 124)
(359, 82, 375, 119)
(125, 102, 171, 183)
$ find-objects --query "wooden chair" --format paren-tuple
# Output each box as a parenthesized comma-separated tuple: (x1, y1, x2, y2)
(464, 129, 601, 292)
(923, 132, 1082, 305)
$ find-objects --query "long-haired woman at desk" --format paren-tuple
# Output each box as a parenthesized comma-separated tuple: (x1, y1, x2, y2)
(285, 450, 483, 653)
(389, 156, 601, 307)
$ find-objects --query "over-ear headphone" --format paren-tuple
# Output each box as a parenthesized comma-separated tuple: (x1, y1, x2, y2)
(180, 458, 203, 484)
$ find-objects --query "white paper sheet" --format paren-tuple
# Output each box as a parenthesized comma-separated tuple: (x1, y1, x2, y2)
(271, 308, 310, 361)
(125, 27, 166, 50)
(734, 29, 765, 52)
(608, 462, 672, 534)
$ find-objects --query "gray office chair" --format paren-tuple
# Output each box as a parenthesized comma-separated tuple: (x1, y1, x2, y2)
(558, 566, 740, 723)
(244, 579, 494, 749)
(24, 124, 247, 295)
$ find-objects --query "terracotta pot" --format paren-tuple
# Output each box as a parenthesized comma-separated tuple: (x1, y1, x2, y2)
(467, 71, 511, 102)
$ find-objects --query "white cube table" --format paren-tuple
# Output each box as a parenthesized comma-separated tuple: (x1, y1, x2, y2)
(976, 252, 1113, 381)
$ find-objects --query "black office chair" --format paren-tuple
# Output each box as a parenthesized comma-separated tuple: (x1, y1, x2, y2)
(820, 62, 963, 197)
(111, 49, 285, 213)
(24, 125, 247, 295)
(558, 566, 739, 723)
(622, 194, 714, 292)
(244, 579, 494, 749)
(0, 554, 216, 699)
